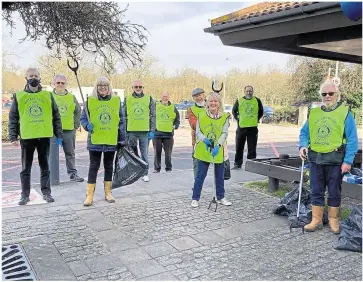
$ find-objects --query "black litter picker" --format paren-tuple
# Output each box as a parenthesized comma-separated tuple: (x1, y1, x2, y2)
(289, 158, 306, 233)
(206, 139, 218, 212)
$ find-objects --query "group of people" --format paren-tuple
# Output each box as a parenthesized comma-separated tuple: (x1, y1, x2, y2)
(9, 68, 359, 235)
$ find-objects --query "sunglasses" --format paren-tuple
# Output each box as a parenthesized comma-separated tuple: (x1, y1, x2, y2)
(321, 92, 335, 97)
(134, 86, 143, 89)
(56, 82, 65, 85)
(98, 84, 109, 88)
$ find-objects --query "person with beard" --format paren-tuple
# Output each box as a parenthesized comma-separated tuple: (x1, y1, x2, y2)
(231, 85, 263, 170)
(187, 88, 206, 179)
(299, 81, 358, 234)
(124, 80, 156, 182)
(51, 74, 84, 182)
(9, 68, 63, 205)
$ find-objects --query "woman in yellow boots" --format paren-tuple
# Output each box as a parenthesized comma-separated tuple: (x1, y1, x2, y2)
(80, 77, 126, 206)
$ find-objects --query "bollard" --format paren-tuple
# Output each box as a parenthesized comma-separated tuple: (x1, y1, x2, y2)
(49, 136, 60, 185)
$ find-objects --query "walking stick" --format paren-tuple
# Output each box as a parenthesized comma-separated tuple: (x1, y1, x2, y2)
(67, 58, 90, 122)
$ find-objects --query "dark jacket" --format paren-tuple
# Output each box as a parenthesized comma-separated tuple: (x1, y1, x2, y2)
(52, 90, 81, 131)
(154, 101, 180, 139)
(8, 85, 63, 141)
(80, 94, 126, 152)
(232, 96, 263, 128)
(124, 92, 156, 133)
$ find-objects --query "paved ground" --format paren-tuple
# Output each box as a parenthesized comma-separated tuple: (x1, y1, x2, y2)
(2, 124, 362, 281)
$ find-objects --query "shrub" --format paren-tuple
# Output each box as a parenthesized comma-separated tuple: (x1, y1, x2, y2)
(2, 112, 10, 141)
(272, 106, 299, 124)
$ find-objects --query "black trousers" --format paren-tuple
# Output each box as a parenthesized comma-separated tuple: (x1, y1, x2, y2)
(20, 138, 51, 198)
(152, 138, 174, 171)
(87, 150, 116, 184)
(234, 127, 258, 166)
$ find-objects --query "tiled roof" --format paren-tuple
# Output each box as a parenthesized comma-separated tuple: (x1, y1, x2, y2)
(211, 1, 319, 26)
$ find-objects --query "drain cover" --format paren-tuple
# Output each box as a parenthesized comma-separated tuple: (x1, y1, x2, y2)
(2, 244, 36, 281)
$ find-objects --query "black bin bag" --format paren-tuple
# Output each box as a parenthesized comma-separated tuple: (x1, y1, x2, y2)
(334, 206, 362, 253)
(224, 160, 231, 180)
(112, 146, 148, 189)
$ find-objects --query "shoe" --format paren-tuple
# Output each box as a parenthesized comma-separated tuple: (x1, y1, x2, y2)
(43, 194, 55, 203)
(142, 175, 150, 182)
(217, 198, 232, 206)
(166, 169, 172, 172)
(328, 206, 340, 234)
(304, 205, 324, 232)
(104, 181, 115, 203)
(152, 170, 160, 173)
(191, 200, 199, 208)
(231, 165, 242, 170)
(84, 183, 96, 206)
(18, 197, 30, 205)
(70, 173, 84, 182)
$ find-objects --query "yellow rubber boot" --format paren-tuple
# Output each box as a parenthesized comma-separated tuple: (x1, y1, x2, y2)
(83, 183, 96, 206)
(304, 205, 324, 232)
(104, 181, 115, 203)
(328, 206, 340, 234)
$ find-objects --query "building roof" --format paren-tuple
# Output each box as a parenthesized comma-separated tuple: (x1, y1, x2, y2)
(211, 1, 318, 26)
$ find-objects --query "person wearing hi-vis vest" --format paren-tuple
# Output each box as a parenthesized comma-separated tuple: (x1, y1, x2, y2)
(231, 85, 263, 170)
(299, 81, 358, 234)
(8, 68, 63, 205)
(80, 77, 126, 206)
(51, 74, 84, 182)
(153, 91, 180, 173)
(124, 80, 156, 182)
(187, 88, 206, 179)
(191, 92, 232, 208)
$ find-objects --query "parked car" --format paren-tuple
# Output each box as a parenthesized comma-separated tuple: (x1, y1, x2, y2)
(175, 100, 194, 110)
(261, 105, 274, 124)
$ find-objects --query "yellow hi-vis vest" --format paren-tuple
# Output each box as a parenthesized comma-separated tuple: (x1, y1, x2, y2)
(193, 112, 229, 164)
(238, 97, 258, 128)
(126, 94, 151, 131)
(88, 96, 120, 145)
(156, 102, 176, 132)
(16, 90, 53, 139)
(52, 92, 75, 130)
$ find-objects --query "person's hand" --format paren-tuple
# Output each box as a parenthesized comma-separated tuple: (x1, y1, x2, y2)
(203, 138, 211, 150)
(11, 140, 19, 147)
(86, 123, 94, 133)
(299, 147, 308, 160)
(341, 163, 351, 174)
(211, 146, 220, 158)
(57, 138, 63, 147)
(148, 131, 154, 140)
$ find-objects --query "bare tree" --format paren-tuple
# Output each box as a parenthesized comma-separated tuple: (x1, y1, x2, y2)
(2, 2, 148, 67)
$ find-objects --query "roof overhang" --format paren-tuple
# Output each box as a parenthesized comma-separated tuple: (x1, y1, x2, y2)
(204, 2, 362, 63)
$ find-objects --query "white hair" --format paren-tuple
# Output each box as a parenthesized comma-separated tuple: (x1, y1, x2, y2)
(25, 68, 40, 77)
(320, 80, 341, 102)
(53, 74, 68, 87)
(91, 77, 113, 97)
(205, 92, 224, 115)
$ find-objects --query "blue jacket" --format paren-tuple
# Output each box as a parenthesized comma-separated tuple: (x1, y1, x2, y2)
(299, 108, 358, 165)
(80, 96, 126, 152)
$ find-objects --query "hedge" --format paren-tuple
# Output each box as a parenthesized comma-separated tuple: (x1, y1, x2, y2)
(2, 113, 10, 142)
(272, 106, 299, 124)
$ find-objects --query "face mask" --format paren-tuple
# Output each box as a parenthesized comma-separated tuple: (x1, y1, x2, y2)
(27, 78, 40, 87)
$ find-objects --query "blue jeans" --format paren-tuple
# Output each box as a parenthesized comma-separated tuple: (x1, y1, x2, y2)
(310, 162, 343, 207)
(192, 160, 225, 201)
(127, 132, 150, 175)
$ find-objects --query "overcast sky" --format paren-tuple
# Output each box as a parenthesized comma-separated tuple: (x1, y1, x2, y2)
(2, 1, 292, 76)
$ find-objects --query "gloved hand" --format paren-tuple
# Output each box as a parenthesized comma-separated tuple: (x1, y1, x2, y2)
(203, 138, 211, 150)
(57, 138, 63, 147)
(211, 146, 219, 158)
(148, 131, 154, 140)
(86, 123, 94, 133)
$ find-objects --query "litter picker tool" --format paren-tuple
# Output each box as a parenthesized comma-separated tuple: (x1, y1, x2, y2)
(207, 140, 218, 212)
(67, 58, 90, 122)
(289, 158, 305, 233)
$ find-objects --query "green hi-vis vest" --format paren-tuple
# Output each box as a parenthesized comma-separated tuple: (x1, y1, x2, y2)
(16, 90, 53, 139)
(238, 97, 258, 128)
(156, 102, 176, 132)
(194, 112, 229, 164)
(52, 92, 75, 130)
(190, 105, 205, 117)
(126, 95, 150, 131)
(309, 104, 349, 153)
(88, 96, 120, 145)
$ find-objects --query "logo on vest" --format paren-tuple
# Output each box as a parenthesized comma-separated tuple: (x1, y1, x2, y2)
(99, 111, 112, 125)
(316, 125, 331, 139)
(28, 103, 43, 118)
(134, 107, 144, 116)
(58, 103, 68, 115)
(244, 105, 255, 118)
(161, 112, 170, 120)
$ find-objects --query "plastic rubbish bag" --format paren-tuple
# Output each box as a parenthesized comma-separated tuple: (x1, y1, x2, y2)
(112, 145, 148, 189)
(224, 159, 231, 180)
(334, 206, 362, 253)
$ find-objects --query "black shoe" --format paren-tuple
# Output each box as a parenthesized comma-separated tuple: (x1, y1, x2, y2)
(165, 169, 172, 172)
(70, 174, 84, 182)
(43, 194, 55, 203)
(18, 197, 30, 205)
(152, 170, 160, 173)
(231, 165, 242, 170)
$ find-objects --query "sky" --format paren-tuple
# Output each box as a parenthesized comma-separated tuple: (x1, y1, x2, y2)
(2, 1, 292, 77)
